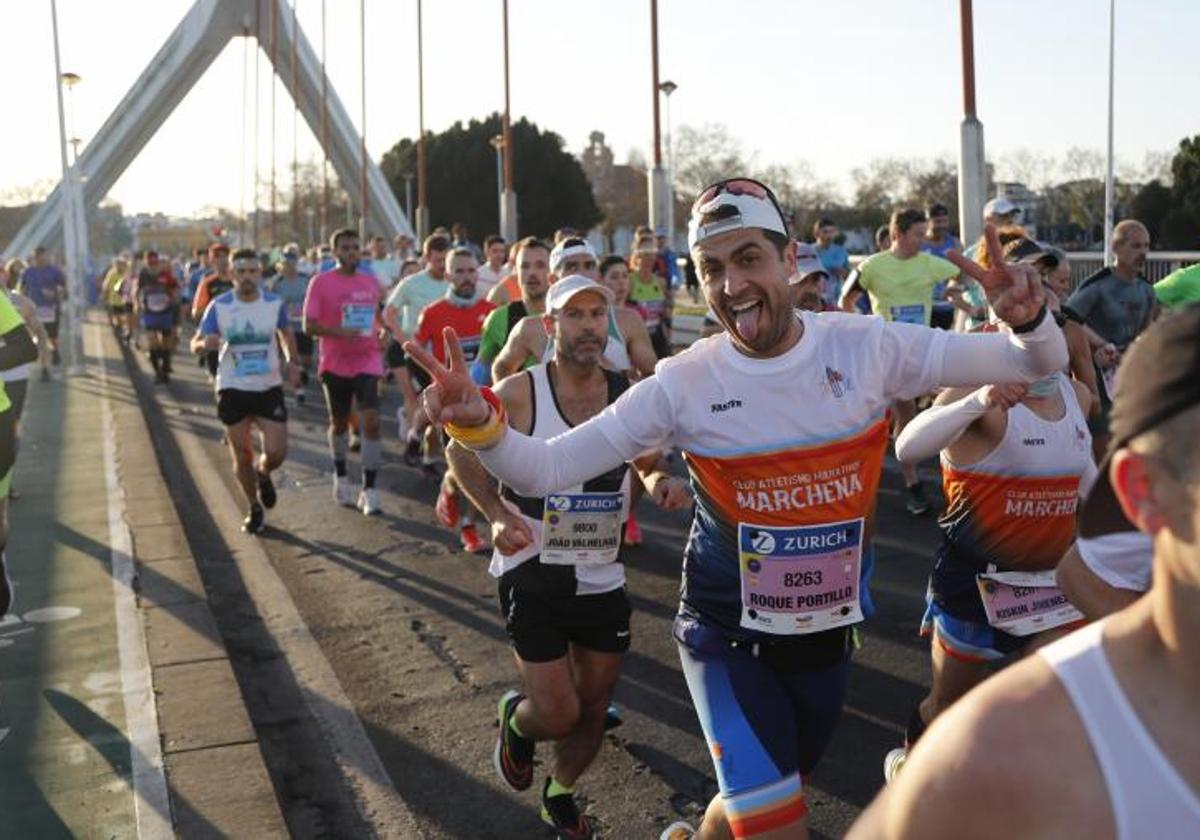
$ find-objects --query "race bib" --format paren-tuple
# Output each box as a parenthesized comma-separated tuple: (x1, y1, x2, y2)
(540, 492, 623, 566)
(738, 518, 864, 635)
(145, 291, 171, 313)
(287, 301, 304, 322)
(232, 347, 270, 377)
(976, 570, 1083, 637)
(35, 305, 56, 323)
(889, 304, 926, 325)
(341, 303, 375, 335)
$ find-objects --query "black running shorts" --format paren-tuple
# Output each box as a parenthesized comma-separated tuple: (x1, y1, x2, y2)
(405, 356, 432, 391)
(217, 387, 288, 427)
(320, 372, 381, 417)
(497, 582, 631, 663)
(385, 339, 406, 369)
(294, 332, 315, 357)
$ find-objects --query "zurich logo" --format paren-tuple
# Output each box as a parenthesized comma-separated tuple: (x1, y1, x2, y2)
(547, 496, 571, 512)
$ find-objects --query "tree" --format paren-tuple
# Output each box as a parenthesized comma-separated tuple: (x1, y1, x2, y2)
(671, 123, 750, 197)
(379, 113, 600, 239)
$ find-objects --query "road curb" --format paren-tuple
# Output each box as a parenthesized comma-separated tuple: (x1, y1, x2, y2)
(94, 321, 288, 838)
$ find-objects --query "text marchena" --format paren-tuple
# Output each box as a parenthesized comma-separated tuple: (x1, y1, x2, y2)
(736, 472, 864, 513)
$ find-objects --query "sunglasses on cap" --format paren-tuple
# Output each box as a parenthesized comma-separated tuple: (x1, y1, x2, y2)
(692, 178, 772, 210)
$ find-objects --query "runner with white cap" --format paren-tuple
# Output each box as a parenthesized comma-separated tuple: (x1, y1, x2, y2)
(445, 273, 688, 840)
(408, 176, 1067, 840)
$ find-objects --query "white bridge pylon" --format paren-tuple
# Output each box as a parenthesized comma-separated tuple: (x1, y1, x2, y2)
(4, 0, 410, 261)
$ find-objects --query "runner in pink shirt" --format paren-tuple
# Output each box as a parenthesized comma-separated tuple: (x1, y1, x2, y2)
(303, 228, 386, 515)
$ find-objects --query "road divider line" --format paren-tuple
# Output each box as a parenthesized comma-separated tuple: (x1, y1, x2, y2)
(93, 324, 173, 840)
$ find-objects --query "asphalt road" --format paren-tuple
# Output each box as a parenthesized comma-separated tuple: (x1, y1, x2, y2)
(135, 332, 947, 840)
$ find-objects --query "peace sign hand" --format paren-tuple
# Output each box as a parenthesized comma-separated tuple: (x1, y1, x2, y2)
(945, 223, 1046, 328)
(402, 328, 491, 427)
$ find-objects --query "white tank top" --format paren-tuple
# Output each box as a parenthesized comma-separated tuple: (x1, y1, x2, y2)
(488, 363, 631, 595)
(942, 373, 1093, 480)
(1040, 620, 1200, 838)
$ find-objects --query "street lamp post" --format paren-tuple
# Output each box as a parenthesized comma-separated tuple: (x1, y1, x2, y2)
(415, 0, 430, 240)
(499, 0, 518, 240)
(957, 0, 986, 248)
(1103, 0, 1116, 265)
(658, 79, 677, 242)
(489, 135, 504, 234)
(647, 0, 669, 234)
(50, 1, 86, 374)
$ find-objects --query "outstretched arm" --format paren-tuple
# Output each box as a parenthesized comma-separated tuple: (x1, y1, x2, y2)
(405, 328, 671, 497)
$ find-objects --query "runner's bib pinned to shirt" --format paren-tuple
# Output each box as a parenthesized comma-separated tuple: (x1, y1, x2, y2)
(341, 303, 375, 335)
(232, 346, 270, 378)
(738, 518, 864, 635)
(145, 292, 171, 313)
(976, 570, 1083, 636)
(35, 305, 56, 323)
(889, 304, 926, 325)
(541, 492, 623, 566)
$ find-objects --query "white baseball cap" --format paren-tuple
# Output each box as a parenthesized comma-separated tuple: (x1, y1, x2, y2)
(983, 197, 1020, 219)
(549, 237, 598, 273)
(545, 274, 614, 313)
(688, 178, 790, 250)
(792, 242, 829, 285)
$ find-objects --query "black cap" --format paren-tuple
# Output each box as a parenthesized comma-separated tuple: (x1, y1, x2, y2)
(1002, 237, 1059, 269)
(1080, 304, 1200, 537)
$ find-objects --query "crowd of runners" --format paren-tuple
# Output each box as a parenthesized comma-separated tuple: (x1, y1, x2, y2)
(1, 175, 1197, 839)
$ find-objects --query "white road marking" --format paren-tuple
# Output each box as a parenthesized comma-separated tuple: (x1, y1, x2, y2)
(148, 336, 422, 837)
(93, 325, 173, 839)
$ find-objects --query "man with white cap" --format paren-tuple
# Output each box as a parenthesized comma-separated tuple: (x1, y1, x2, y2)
(849, 304, 1200, 840)
(409, 176, 1068, 840)
(791, 242, 833, 312)
(491, 238, 658, 381)
(444, 273, 689, 840)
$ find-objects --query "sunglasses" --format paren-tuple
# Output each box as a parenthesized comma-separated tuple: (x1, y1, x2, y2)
(693, 178, 772, 210)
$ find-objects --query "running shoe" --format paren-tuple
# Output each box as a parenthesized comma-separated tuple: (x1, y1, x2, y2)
(257, 471, 277, 509)
(0, 551, 12, 618)
(540, 777, 595, 840)
(493, 689, 535, 791)
(296, 391, 306, 405)
(883, 747, 908, 783)
(243, 504, 265, 534)
(333, 474, 356, 507)
(623, 511, 643, 547)
(420, 456, 441, 479)
(603, 703, 623, 731)
(349, 433, 362, 453)
(460, 524, 486, 554)
(904, 481, 931, 516)
(659, 822, 696, 840)
(436, 484, 460, 529)
(359, 488, 382, 516)
(404, 434, 422, 467)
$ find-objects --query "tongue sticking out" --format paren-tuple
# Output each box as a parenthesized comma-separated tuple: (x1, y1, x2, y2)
(734, 302, 762, 342)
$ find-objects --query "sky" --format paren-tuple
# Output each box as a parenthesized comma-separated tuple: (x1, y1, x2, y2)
(2, 0, 1196, 218)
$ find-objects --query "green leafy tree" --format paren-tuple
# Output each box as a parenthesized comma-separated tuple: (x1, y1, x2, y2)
(380, 114, 600, 239)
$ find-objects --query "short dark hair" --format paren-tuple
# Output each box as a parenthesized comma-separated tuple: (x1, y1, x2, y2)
(484, 234, 505, 249)
(423, 233, 451, 254)
(927, 202, 949, 217)
(891, 208, 927, 234)
(231, 248, 259, 262)
(516, 236, 550, 257)
(813, 218, 836, 236)
(448, 247, 476, 262)
(599, 255, 628, 276)
(330, 228, 359, 248)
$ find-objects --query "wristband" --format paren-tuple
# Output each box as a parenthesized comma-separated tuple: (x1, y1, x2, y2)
(445, 386, 507, 449)
(1011, 305, 1047, 335)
